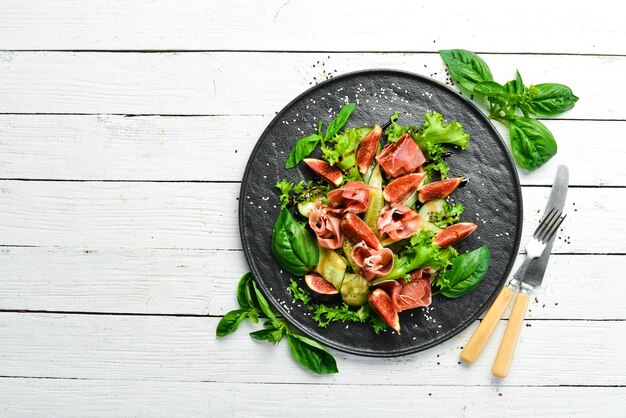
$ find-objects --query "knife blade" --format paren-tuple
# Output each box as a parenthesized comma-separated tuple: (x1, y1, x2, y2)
(522, 165, 569, 287)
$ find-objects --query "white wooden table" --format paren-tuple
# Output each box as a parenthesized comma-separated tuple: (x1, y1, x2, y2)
(0, 1, 624, 416)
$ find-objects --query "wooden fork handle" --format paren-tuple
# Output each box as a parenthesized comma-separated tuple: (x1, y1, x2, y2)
(492, 292, 530, 378)
(460, 285, 515, 364)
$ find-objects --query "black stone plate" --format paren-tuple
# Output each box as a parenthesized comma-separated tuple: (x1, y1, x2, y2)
(239, 69, 522, 357)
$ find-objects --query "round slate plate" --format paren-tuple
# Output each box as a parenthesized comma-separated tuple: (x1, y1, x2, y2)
(239, 69, 522, 357)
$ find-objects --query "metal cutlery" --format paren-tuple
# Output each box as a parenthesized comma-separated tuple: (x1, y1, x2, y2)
(460, 165, 569, 377)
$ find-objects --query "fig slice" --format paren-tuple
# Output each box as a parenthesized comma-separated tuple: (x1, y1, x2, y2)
(304, 273, 339, 301)
(341, 213, 382, 250)
(303, 158, 343, 187)
(417, 177, 463, 203)
(369, 288, 400, 334)
(383, 173, 426, 207)
(434, 222, 477, 247)
(356, 124, 383, 174)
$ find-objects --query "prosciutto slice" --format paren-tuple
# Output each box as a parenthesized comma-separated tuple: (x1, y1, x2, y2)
(327, 181, 375, 214)
(376, 133, 426, 178)
(351, 241, 394, 281)
(377, 204, 421, 242)
(377, 269, 432, 312)
(308, 204, 344, 249)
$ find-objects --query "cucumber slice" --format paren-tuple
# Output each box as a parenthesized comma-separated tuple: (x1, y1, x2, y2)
(418, 199, 447, 221)
(422, 221, 443, 233)
(315, 247, 346, 290)
(364, 162, 383, 189)
(297, 201, 316, 218)
(340, 273, 369, 307)
(363, 188, 385, 237)
(417, 199, 447, 233)
(402, 190, 418, 209)
(342, 239, 361, 274)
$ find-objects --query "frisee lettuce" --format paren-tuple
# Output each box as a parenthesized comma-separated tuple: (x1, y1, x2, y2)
(320, 127, 371, 169)
(274, 179, 331, 209)
(384, 111, 419, 143)
(416, 111, 470, 150)
(381, 230, 458, 281)
(428, 202, 465, 229)
(287, 279, 388, 334)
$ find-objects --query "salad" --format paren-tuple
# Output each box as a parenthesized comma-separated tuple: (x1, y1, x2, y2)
(272, 104, 491, 334)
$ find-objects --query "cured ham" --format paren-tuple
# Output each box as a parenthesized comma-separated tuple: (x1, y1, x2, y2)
(308, 205, 344, 249)
(377, 205, 421, 242)
(377, 268, 433, 312)
(376, 133, 426, 178)
(351, 241, 394, 281)
(327, 181, 375, 214)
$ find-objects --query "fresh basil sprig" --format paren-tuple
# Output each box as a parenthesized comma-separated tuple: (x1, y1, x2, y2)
(324, 102, 355, 140)
(509, 116, 557, 171)
(434, 245, 491, 298)
(438, 49, 494, 92)
(285, 134, 322, 169)
(271, 208, 319, 275)
(287, 333, 338, 374)
(526, 83, 579, 116)
(284, 103, 355, 169)
(439, 49, 578, 171)
(217, 272, 262, 336)
(217, 273, 338, 375)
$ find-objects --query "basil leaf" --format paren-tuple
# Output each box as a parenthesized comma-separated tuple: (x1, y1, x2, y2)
(474, 81, 507, 97)
(509, 117, 557, 171)
(437, 245, 491, 298)
(514, 70, 525, 94)
(526, 83, 579, 116)
(439, 49, 493, 92)
(325, 103, 355, 140)
(252, 280, 277, 321)
(237, 272, 253, 308)
(285, 134, 321, 169)
(317, 119, 324, 137)
(271, 208, 319, 275)
(247, 309, 259, 323)
(250, 327, 284, 344)
(287, 333, 338, 374)
(216, 309, 250, 337)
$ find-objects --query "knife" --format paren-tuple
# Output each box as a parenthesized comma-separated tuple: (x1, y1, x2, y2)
(460, 165, 569, 367)
(491, 165, 569, 377)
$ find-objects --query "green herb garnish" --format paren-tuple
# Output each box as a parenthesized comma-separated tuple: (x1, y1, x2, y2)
(217, 273, 338, 375)
(440, 49, 578, 171)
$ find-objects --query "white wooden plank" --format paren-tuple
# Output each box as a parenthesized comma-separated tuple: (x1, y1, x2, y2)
(0, 181, 621, 253)
(0, 114, 269, 182)
(0, 52, 620, 119)
(0, 247, 620, 320)
(2, 379, 623, 418)
(0, 247, 247, 315)
(0, 0, 621, 55)
(0, 314, 623, 386)
(0, 181, 240, 249)
(1, 115, 623, 186)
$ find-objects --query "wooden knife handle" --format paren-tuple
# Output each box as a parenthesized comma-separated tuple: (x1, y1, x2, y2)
(460, 285, 515, 364)
(492, 292, 530, 378)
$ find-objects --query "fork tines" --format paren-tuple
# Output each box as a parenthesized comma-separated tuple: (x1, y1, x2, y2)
(534, 207, 567, 243)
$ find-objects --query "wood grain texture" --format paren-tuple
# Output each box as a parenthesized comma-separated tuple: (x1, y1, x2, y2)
(1, 115, 623, 186)
(0, 52, 621, 118)
(2, 379, 624, 418)
(0, 248, 620, 319)
(0, 314, 623, 386)
(0, 0, 622, 55)
(0, 181, 621, 253)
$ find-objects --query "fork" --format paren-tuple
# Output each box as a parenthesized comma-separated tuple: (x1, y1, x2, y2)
(511, 207, 566, 283)
(460, 207, 566, 364)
